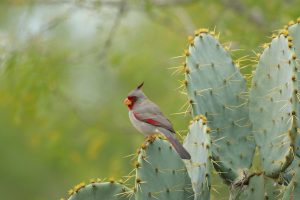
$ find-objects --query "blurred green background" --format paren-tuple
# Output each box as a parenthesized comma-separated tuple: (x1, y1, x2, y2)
(0, 0, 299, 199)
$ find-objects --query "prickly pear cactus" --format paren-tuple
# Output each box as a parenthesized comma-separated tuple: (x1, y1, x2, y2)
(135, 137, 193, 200)
(283, 157, 300, 199)
(67, 182, 133, 200)
(249, 33, 297, 177)
(229, 173, 281, 200)
(64, 17, 300, 200)
(281, 144, 300, 186)
(288, 20, 300, 157)
(183, 115, 211, 200)
(184, 30, 255, 183)
(66, 137, 193, 200)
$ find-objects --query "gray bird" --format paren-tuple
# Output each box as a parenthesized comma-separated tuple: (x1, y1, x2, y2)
(124, 82, 191, 159)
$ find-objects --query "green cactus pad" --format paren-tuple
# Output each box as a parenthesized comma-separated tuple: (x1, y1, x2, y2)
(281, 164, 295, 186)
(67, 182, 133, 200)
(229, 174, 281, 200)
(185, 32, 255, 183)
(281, 155, 300, 186)
(183, 116, 211, 200)
(288, 22, 300, 157)
(282, 157, 300, 200)
(249, 34, 296, 177)
(135, 137, 193, 200)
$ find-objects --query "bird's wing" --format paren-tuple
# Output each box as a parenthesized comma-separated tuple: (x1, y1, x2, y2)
(133, 100, 175, 133)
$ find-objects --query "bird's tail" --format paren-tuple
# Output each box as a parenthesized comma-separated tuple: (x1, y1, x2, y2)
(158, 128, 191, 160)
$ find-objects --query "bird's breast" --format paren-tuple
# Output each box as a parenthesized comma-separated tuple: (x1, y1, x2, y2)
(129, 111, 156, 136)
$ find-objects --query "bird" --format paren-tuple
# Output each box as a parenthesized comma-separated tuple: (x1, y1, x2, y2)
(123, 82, 191, 160)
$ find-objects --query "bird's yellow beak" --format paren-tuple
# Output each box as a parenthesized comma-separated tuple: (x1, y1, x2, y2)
(124, 98, 132, 106)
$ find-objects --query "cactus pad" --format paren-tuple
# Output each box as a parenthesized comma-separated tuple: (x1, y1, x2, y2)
(183, 116, 211, 200)
(135, 137, 193, 200)
(288, 22, 300, 157)
(283, 157, 300, 199)
(185, 32, 255, 182)
(229, 174, 281, 200)
(249, 34, 296, 177)
(67, 182, 133, 200)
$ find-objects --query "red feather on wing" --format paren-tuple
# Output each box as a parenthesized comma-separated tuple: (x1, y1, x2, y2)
(133, 112, 175, 133)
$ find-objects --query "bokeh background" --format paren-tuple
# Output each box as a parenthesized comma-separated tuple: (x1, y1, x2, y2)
(0, 0, 300, 199)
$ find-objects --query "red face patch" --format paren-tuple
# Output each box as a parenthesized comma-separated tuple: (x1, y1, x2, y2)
(124, 96, 137, 109)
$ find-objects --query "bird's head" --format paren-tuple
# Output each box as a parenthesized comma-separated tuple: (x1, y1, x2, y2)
(124, 82, 146, 110)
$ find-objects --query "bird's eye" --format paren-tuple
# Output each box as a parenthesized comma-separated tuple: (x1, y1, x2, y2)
(128, 96, 137, 102)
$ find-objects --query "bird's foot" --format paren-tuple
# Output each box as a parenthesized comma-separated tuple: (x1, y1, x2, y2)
(140, 135, 156, 150)
(145, 134, 157, 143)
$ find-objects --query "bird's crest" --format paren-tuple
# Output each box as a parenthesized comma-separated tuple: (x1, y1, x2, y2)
(136, 82, 144, 90)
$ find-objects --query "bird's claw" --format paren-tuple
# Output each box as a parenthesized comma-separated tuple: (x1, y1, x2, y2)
(145, 134, 157, 143)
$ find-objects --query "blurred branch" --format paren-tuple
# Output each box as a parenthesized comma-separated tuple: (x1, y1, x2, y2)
(33, 0, 197, 62)
(11, 6, 74, 54)
(171, 7, 196, 34)
(39, 0, 197, 8)
(144, 7, 195, 36)
(98, 0, 126, 62)
(220, 0, 266, 27)
(38, 9, 72, 33)
(145, 9, 185, 33)
(150, 0, 198, 7)
(39, 0, 125, 6)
